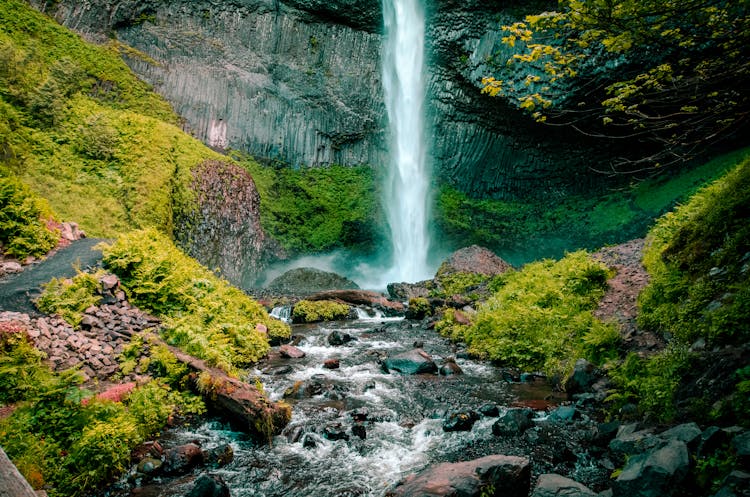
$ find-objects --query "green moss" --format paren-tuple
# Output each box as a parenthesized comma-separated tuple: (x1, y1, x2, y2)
(407, 297, 432, 320)
(0, 176, 58, 258)
(637, 155, 750, 345)
(235, 154, 383, 254)
(432, 271, 492, 298)
(36, 271, 102, 327)
(437, 251, 615, 379)
(101, 229, 290, 373)
(292, 299, 351, 323)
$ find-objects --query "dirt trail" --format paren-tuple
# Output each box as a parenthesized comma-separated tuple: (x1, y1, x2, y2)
(0, 238, 105, 314)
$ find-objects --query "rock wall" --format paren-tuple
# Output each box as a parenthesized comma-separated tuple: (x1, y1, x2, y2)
(33, 0, 616, 199)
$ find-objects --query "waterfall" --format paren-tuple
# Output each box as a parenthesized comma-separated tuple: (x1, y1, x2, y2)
(381, 0, 432, 283)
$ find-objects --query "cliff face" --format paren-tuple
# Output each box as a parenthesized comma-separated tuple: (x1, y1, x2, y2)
(34, 0, 611, 200)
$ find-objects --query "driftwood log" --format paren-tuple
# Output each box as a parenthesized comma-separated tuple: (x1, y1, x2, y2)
(0, 447, 38, 497)
(167, 346, 290, 442)
(307, 289, 404, 315)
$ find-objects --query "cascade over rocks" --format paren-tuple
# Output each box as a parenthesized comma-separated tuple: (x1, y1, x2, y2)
(387, 454, 530, 497)
(37, 0, 620, 200)
(382, 348, 438, 375)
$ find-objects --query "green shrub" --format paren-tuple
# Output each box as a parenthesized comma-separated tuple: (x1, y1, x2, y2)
(407, 297, 432, 319)
(36, 271, 102, 326)
(437, 251, 614, 378)
(0, 176, 58, 258)
(606, 345, 692, 422)
(432, 271, 490, 298)
(101, 229, 290, 373)
(0, 322, 61, 403)
(292, 299, 351, 323)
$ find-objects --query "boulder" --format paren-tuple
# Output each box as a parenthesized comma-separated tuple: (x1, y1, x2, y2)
(327, 330, 355, 346)
(565, 359, 598, 396)
(387, 454, 530, 497)
(612, 440, 690, 497)
(383, 349, 437, 375)
(439, 358, 463, 376)
(660, 423, 702, 451)
(548, 405, 579, 423)
(436, 245, 512, 277)
(479, 403, 500, 417)
(609, 428, 660, 458)
(279, 344, 306, 359)
(713, 470, 750, 497)
(204, 444, 234, 467)
(162, 443, 204, 476)
(323, 423, 349, 441)
(493, 408, 534, 436)
(185, 473, 230, 497)
(323, 358, 340, 369)
(266, 267, 359, 295)
(352, 423, 367, 440)
(732, 430, 750, 467)
(531, 474, 597, 497)
(443, 410, 480, 432)
(387, 281, 430, 300)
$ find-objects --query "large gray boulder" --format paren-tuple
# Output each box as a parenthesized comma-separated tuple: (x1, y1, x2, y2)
(266, 267, 359, 295)
(531, 474, 597, 497)
(387, 454, 530, 497)
(612, 439, 690, 497)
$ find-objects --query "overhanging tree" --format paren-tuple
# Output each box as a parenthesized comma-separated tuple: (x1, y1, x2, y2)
(482, 0, 750, 173)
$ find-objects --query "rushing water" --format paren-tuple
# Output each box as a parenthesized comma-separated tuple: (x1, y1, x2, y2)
(121, 316, 577, 497)
(381, 0, 432, 284)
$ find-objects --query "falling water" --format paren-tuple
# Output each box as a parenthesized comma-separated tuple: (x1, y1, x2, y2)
(381, 0, 432, 283)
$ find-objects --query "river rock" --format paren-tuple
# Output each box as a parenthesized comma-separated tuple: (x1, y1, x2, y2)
(611, 439, 690, 497)
(660, 422, 702, 451)
(185, 473, 230, 497)
(492, 408, 534, 436)
(266, 267, 359, 295)
(442, 410, 480, 432)
(279, 344, 306, 359)
(436, 245, 512, 278)
(161, 443, 205, 476)
(204, 444, 234, 467)
(713, 470, 750, 497)
(327, 330, 354, 346)
(609, 428, 660, 458)
(531, 474, 596, 497)
(565, 359, 598, 396)
(479, 403, 500, 417)
(732, 430, 750, 466)
(323, 358, 340, 369)
(438, 358, 463, 376)
(136, 457, 163, 475)
(352, 422, 367, 440)
(548, 405, 579, 423)
(387, 281, 430, 300)
(387, 454, 530, 497)
(382, 349, 437, 375)
(323, 423, 350, 441)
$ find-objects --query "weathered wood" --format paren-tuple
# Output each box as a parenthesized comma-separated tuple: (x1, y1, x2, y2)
(307, 289, 405, 314)
(0, 446, 38, 497)
(166, 346, 290, 442)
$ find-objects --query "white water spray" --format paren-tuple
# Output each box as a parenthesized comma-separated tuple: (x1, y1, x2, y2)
(381, 0, 432, 283)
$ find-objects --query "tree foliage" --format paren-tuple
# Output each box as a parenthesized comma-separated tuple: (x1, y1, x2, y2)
(483, 0, 750, 172)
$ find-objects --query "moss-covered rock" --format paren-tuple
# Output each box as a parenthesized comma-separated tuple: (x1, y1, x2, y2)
(291, 299, 351, 323)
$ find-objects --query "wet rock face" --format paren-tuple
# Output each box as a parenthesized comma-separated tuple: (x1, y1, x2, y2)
(266, 267, 359, 295)
(175, 160, 281, 289)
(37, 0, 616, 200)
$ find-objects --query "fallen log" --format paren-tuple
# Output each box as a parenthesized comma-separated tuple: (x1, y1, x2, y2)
(167, 346, 290, 443)
(0, 447, 38, 497)
(307, 290, 405, 315)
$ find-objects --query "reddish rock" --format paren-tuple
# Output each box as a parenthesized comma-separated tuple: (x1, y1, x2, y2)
(453, 310, 472, 326)
(255, 323, 268, 334)
(99, 274, 119, 290)
(323, 358, 340, 369)
(387, 454, 530, 497)
(279, 344, 306, 359)
(436, 245, 512, 277)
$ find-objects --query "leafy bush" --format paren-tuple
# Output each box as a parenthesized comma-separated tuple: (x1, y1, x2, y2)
(606, 345, 692, 422)
(431, 271, 491, 298)
(638, 155, 750, 345)
(101, 229, 290, 373)
(437, 251, 614, 379)
(0, 176, 58, 258)
(292, 299, 351, 323)
(36, 271, 102, 326)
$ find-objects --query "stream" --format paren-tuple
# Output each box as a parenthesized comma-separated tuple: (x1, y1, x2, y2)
(121, 311, 585, 497)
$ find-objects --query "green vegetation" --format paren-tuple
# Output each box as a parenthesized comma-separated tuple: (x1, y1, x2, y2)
(101, 229, 290, 373)
(482, 0, 749, 169)
(0, 176, 58, 259)
(436, 251, 617, 379)
(436, 148, 748, 262)
(292, 299, 351, 323)
(0, 0, 226, 239)
(36, 270, 102, 326)
(236, 154, 382, 254)
(605, 155, 750, 423)
(0, 324, 202, 496)
(431, 271, 495, 299)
